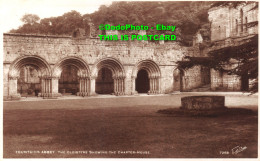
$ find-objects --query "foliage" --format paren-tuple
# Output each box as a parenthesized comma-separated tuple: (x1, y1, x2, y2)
(9, 2, 213, 45)
(178, 2, 258, 93)
(21, 14, 40, 25)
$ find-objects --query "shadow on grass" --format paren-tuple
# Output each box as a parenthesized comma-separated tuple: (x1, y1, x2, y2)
(157, 107, 257, 117)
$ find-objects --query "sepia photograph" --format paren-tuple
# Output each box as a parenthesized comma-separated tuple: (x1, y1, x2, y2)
(1, 0, 259, 160)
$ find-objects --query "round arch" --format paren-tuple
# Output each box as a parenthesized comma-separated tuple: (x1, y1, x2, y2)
(9, 55, 51, 78)
(8, 55, 51, 98)
(92, 57, 125, 95)
(91, 57, 125, 78)
(132, 60, 161, 94)
(52, 56, 90, 78)
(52, 56, 90, 96)
(173, 67, 185, 92)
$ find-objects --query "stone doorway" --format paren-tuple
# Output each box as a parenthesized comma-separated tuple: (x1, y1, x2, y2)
(241, 73, 249, 91)
(17, 65, 41, 97)
(95, 67, 114, 94)
(173, 68, 184, 92)
(59, 65, 79, 95)
(136, 69, 150, 93)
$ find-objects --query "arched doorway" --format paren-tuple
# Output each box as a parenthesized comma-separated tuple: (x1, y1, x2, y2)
(59, 65, 79, 95)
(95, 67, 114, 94)
(136, 69, 150, 93)
(53, 56, 90, 97)
(92, 57, 125, 96)
(173, 68, 184, 92)
(241, 72, 249, 91)
(17, 65, 41, 97)
(8, 55, 51, 98)
(132, 60, 161, 94)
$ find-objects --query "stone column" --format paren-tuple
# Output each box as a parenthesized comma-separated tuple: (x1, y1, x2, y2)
(90, 76, 97, 96)
(113, 77, 117, 95)
(121, 78, 125, 95)
(8, 76, 21, 100)
(118, 76, 125, 95)
(39, 76, 60, 98)
(152, 78, 155, 93)
(51, 77, 61, 97)
(154, 78, 157, 93)
(131, 76, 137, 95)
(113, 76, 125, 96)
(87, 77, 90, 94)
(40, 76, 48, 98)
(148, 76, 154, 94)
(148, 76, 160, 95)
(157, 77, 161, 94)
(77, 76, 90, 97)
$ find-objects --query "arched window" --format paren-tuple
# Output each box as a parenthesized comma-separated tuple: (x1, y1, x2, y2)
(240, 9, 243, 32)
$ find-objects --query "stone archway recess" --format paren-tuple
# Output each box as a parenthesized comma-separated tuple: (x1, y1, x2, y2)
(8, 55, 52, 98)
(132, 60, 161, 94)
(173, 68, 184, 92)
(52, 56, 91, 97)
(91, 57, 125, 96)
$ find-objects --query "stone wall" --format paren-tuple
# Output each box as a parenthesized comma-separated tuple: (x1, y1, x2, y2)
(3, 33, 205, 98)
(209, 2, 258, 41)
(208, 2, 258, 91)
(182, 66, 204, 91)
(211, 69, 241, 91)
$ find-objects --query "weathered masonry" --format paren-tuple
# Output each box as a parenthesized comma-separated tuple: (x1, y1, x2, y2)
(208, 2, 258, 91)
(3, 33, 206, 99)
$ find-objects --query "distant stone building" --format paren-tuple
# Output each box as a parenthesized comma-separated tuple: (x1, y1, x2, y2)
(208, 2, 258, 91)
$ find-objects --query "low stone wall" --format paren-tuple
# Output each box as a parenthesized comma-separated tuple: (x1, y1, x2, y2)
(181, 96, 225, 110)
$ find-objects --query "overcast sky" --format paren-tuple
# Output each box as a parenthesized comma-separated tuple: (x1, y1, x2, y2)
(0, 0, 114, 33)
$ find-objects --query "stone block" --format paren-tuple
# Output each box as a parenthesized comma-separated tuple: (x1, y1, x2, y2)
(181, 96, 225, 110)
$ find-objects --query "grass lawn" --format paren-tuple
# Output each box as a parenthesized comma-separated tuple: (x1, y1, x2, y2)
(3, 94, 258, 158)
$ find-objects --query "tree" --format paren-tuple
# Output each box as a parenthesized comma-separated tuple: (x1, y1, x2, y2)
(10, 1, 212, 43)
(177, 2, 258, 93)
(21, 14, 40, 25)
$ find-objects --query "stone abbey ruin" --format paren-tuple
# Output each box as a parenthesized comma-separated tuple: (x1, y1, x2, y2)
(3, 2, 258, 100)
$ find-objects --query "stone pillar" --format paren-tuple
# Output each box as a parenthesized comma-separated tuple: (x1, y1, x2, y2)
(131, 76, 137, 95)
(148, 76, 154, 94)
(148, 76, 160, 95)
(114, 77, 118, 95)
(8, 76, 21, 100)
(157, 77, 161, 94)
(39, 76, 61, 98)
(154, 78, 157, 93)
(113, 76, 125, 96)
(148, 77, 153, 94)
(90, 76, 97, 96)
(119, 77, 125, 95)
(77, 76, 90, 97)
(51, 77, 61, 97)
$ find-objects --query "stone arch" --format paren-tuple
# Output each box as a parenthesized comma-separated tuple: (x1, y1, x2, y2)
(8, 55, 51, 98)
(173, 67, 184, 92)
(53, 56, 90, 96)
(92, 57, 125, 95)
(132, 59, 161, 94)
(9, 55, 51, 78)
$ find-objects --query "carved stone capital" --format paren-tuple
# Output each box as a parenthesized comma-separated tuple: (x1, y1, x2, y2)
(9, 76, 19, 80)
(90, 76, 97, 80)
